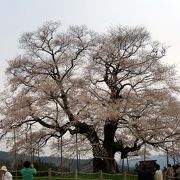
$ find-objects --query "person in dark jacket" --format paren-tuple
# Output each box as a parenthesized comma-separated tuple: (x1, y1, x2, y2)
(138, 165, 154, 180)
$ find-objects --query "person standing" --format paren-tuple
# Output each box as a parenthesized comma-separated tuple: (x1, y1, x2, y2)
(0, 166, 12, 180)
(0, 170, 2, 180)
(21, 161, 37, 180)
(155, 164, 163, 180)
(164, 164, 174, 180)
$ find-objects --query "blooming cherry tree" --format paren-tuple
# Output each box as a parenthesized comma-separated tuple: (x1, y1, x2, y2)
(1, 22, 180, 172)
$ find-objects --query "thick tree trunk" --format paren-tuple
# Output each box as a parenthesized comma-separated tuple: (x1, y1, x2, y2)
(93, 157, 105, 172)
(92, 157, 119, 173)
(104, 158, 119, 173)
(92, 144, 118, 173)
(93, 120, 119, 173)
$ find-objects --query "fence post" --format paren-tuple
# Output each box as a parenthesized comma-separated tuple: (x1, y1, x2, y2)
(99, 170, 103, 180)
(124, 171, 127, 180)
(74, 169, 78, 180)
(48, 168, 52, 180)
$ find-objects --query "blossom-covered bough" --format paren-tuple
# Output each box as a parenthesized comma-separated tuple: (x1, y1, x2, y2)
(1, 21, 180, 173)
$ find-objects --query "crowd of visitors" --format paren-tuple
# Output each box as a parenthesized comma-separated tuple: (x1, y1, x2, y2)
(1, 160, 180, 180)
(138, 163, 180, 180)
(0, 161, 37, 180)
(163, 163, 180, 180)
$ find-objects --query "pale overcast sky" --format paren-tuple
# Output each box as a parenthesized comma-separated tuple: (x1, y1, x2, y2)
(0, 0, 180, 152)
(1, 0, 180, 81)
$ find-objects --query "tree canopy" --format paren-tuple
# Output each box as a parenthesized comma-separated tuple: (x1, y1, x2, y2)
(1, 21, 180, 172)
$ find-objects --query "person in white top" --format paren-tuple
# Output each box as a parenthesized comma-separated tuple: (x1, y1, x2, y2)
(0, 166, 12, 180)
(155, 164, 163, 180)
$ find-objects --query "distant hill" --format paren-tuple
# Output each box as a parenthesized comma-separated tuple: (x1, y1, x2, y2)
(39, 155, 93, 172)
(0, 151, 176, 171)
(124, 154, 175, 169)
(0, 151, 93, 172)
(0, 151, 11, 159)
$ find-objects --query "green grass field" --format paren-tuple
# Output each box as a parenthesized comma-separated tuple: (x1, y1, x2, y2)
(14, 174, 138, 180)
(12, 169, 139, 180)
